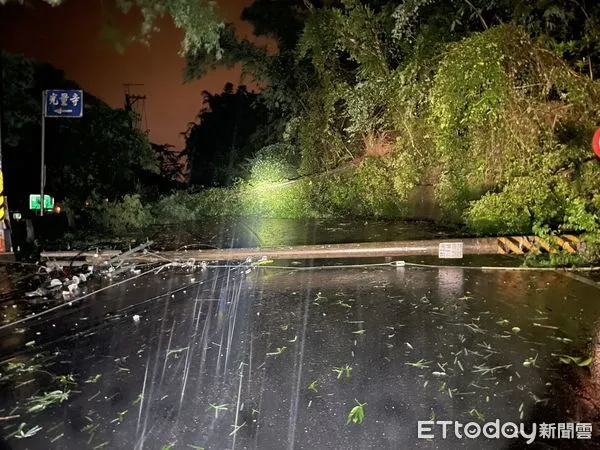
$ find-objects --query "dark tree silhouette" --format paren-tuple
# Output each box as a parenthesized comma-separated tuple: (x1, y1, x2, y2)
(184, 83, 270, 187)
(1, 52, 158, 214)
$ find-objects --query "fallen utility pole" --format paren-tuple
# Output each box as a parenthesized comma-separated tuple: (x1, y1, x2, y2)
(136, 238, 498, 262)
(39, 235, 580, 265)
(103, 240, 153, 266)
(40, 250, 121, 268)
(40, 241, 153, 268)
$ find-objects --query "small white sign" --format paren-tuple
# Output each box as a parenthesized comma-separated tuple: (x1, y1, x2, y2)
(438, 242, 463, 259)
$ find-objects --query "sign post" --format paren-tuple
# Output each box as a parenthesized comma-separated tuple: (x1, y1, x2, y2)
(40, 91, 46, 216)
(40, 89, 83, 216)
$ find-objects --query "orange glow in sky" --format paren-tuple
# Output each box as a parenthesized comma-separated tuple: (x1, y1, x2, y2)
(0, 0, 272, 147)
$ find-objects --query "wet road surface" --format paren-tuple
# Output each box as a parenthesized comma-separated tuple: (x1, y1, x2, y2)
(1, 255, 600, 449)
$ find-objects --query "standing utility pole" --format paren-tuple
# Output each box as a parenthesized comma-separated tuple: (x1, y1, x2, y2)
(39, 89, 83, 218)
(123, 84, 147, 131)
(40, 91, 46, 216)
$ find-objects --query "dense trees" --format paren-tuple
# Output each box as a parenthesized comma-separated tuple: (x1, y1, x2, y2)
(184, 83, 272, 187)
(0, 52, 167, 214)
(180, 0, 600, 237)
(4, 0, 600, 239)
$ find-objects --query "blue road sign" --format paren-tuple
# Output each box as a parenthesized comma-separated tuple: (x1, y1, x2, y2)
(44, 90, 83, 118)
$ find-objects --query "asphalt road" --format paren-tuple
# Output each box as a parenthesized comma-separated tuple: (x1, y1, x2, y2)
(1, 257, 600, 449)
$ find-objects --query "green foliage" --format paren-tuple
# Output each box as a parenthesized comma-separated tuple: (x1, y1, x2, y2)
(424, 25, 600, 233)
(465, 189, 532, 236)
(344, 77, 393, 136)
(184, 3, 315, 187)
(239, 181, 313, 219)
(333, 365, 352, 380)
(429, 26, 511, 212)
(156, 187, 242, 223)
(561, 198, 599, 233)
(579, 233, 600, 263)
(3, 0, 225, 58)
(128, 0, 224, 56)
(557, 355, 593, 367)
(185, 24, 268, 80)
(172, 1, 600, 251)
(347, 400, 367, 425)
(523, 231, 600, 267)
(391, 0, 600, 78)
(298, 8, 343, 78)
(10, 0, 600, 249)
(153, 191, 200, 224)
(296, 88, 355, 174)
(306, 159, 409, 219)
(294, 15, 600, 237)
(2, 53, 159, 217)
(52, 102, 158, 205)
(245, 144, 299, 185)
(93, 194, 152, 234)
(293, 3, 600, 236)
(392, 0, 438, 42)
(295, 1, 402, 172)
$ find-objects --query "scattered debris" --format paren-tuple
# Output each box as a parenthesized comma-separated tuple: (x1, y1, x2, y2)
(347, 400, 367, 424)
(13, 422, 43, 439)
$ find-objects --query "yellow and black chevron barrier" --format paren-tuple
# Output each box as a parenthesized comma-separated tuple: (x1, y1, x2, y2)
(497, 235, 580, 255)
(0, 164, 6, 253)
(0, 168, 4, 222)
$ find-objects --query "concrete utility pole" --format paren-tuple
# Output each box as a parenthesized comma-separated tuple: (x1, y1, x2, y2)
(123, 84, 147, 131)
(40, 91, 46, 216)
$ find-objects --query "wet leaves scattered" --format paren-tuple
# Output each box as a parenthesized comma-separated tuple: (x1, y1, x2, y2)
(26, 390, 70, 413)
(332, 365, 352, 380)
(1, 260, 598, 447)
(347, 400, 367, 424)
(522, 354, 538, 367)
(469, 408, 485, 422)
(208, 403, 228, 418)
(85, 374, 102, 384)
(553, 354, 593, 367)
(266, 346, 286, 356)
(405, 359, 432, 369)
(166, 347, 189, 357)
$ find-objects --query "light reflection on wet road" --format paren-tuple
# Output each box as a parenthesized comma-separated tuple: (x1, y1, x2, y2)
(1, 257, 600, 449)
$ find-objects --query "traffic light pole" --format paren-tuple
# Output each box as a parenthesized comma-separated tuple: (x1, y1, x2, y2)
(40, 90, 46, 217)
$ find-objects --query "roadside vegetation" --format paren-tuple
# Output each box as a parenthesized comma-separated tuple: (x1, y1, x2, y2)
(4, 1, 600, 264)
(97, 1, 600, 263)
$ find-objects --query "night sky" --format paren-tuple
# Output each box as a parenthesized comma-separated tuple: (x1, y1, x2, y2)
(0, 0, 272, 147)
